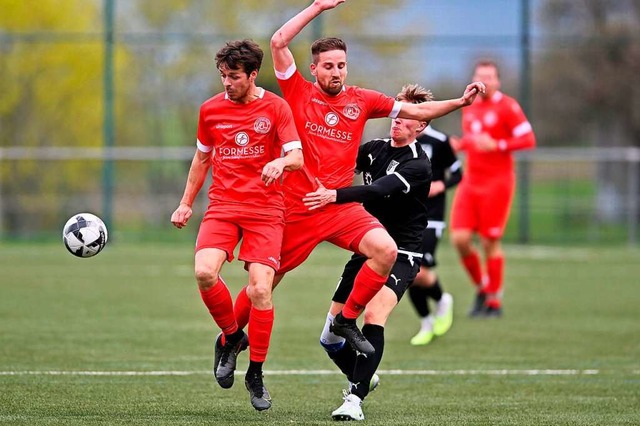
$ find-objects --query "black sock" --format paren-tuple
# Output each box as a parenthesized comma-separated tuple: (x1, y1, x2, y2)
(426, 278, 443, 302)
(246, 360, 263, 376)
(225, 329, 244, 345)
(408, 285, 430, 317)
(327, 344, 358, 383)
(351, 324, 384, 401)
(335, 312, 355, 324)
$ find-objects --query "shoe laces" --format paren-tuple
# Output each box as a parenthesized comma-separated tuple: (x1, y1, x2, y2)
(218, 340, 236, 366)
(341, 389, 362, 407)
(247, 372, 265, 398)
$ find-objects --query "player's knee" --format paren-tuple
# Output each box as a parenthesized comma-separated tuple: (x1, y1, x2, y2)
(194, 268, 217, 290)
(247, 282, 272, 304)
(451, 232, 471, 252)
(377, 241, 397, 268)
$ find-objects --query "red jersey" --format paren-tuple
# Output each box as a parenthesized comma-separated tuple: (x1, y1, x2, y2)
(197, 88, 301, 212)
(459, 91, 536, 186)
(276, 66, 399, 214)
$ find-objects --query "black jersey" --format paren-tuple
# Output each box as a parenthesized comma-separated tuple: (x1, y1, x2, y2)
(416, 125, 462, 222)
(338, 138, 432, 253)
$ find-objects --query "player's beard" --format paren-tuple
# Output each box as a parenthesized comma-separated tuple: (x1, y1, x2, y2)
(322, 79, 343, 96)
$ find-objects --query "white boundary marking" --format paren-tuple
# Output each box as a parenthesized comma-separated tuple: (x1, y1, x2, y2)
(0, 369, 619, 377)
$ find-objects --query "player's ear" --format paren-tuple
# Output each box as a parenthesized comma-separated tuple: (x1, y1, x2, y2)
(309, 63, 317, 76)
(249, 70, 258, 82)
(417, 121, 428, 133)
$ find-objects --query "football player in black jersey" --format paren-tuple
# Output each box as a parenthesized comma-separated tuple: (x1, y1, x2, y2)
(303, 84, 433, 421)
(408, 125, 462, 345)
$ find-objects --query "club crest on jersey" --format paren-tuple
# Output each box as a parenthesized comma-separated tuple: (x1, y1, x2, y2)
(386, 160, 399, 174)
(325, 112, 339, 127)
(483, 111, 498, 127)
(363, 172, 372, 185)
(343, 104, 361, 120)
(235, 132, 249, 146)
(254, 117, 271, 134)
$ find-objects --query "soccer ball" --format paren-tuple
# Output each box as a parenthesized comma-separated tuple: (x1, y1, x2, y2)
(62, 213, 108, 258)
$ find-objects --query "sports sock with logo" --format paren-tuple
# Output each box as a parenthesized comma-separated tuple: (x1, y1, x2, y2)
(342, 262, 387, 319)
(351, 324, 384, 401)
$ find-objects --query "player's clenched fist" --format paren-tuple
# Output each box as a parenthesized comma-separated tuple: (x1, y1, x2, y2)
(171, 203, 192, 229)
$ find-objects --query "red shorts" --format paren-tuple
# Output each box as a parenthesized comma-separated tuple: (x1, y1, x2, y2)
(450, 179, 514, 239)
(278, 203, 384, 274)
(196, 208, 284, 271)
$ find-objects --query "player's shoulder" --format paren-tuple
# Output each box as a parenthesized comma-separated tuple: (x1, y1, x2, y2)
(345, 85, 391, 101)
(364, 138, 390, 148)
(412, 142, 429, 160)
(496, 91, 523, 111)
(261, 90, 288, 104)
(200, 93, 226, 110)
(363, 138, 392, 154)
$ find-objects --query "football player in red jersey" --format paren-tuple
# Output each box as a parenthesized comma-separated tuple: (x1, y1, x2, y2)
(450, 59, 536, 317)
(170, 39, 303, 411)
(232, 0, 484, 358)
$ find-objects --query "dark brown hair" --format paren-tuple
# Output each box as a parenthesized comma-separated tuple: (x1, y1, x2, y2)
(310, 37, 347, 63)
(215, 39, 264, 75)
(474, 59, 500, 78)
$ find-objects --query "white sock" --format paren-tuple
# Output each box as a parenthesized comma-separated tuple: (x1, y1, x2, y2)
(420, 315, 434, 332)
(320, 312, 346, 349)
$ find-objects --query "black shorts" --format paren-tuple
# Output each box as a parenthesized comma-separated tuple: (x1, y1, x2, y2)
(332, 253, 421, 304)
(421, 225, 444, 268)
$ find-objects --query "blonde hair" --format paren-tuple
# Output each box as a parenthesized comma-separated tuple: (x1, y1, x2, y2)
(396, 84, 434, 104)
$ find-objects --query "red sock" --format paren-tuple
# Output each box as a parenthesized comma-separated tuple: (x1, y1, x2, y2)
(461, 251, 483, 288)
(234, 286, 252, 331)
(342, 262, 387, 319)
(199, 277, 237, 335)
(248, 307, 274, 363)
(485, 256, 504, 308)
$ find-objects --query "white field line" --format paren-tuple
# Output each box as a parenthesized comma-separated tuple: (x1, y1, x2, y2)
(0, 369, 621, 377)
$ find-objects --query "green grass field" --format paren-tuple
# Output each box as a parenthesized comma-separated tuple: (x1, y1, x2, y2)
(1, 241, 639, 425)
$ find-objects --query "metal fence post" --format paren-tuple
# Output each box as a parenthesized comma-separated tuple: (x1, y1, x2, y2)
(628, 147, 640, 246)
(518, 0, 532, 244)
(102, 0, 115, 231)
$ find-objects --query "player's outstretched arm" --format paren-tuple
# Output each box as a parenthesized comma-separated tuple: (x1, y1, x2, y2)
(303, 173, 408, 210)
(171, 149, 210, 229)
(270, 0, 346, 73)
(399, 82, 485, 122)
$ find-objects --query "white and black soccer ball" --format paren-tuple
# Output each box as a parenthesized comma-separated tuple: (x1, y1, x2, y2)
(62, 213, 108, 258)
